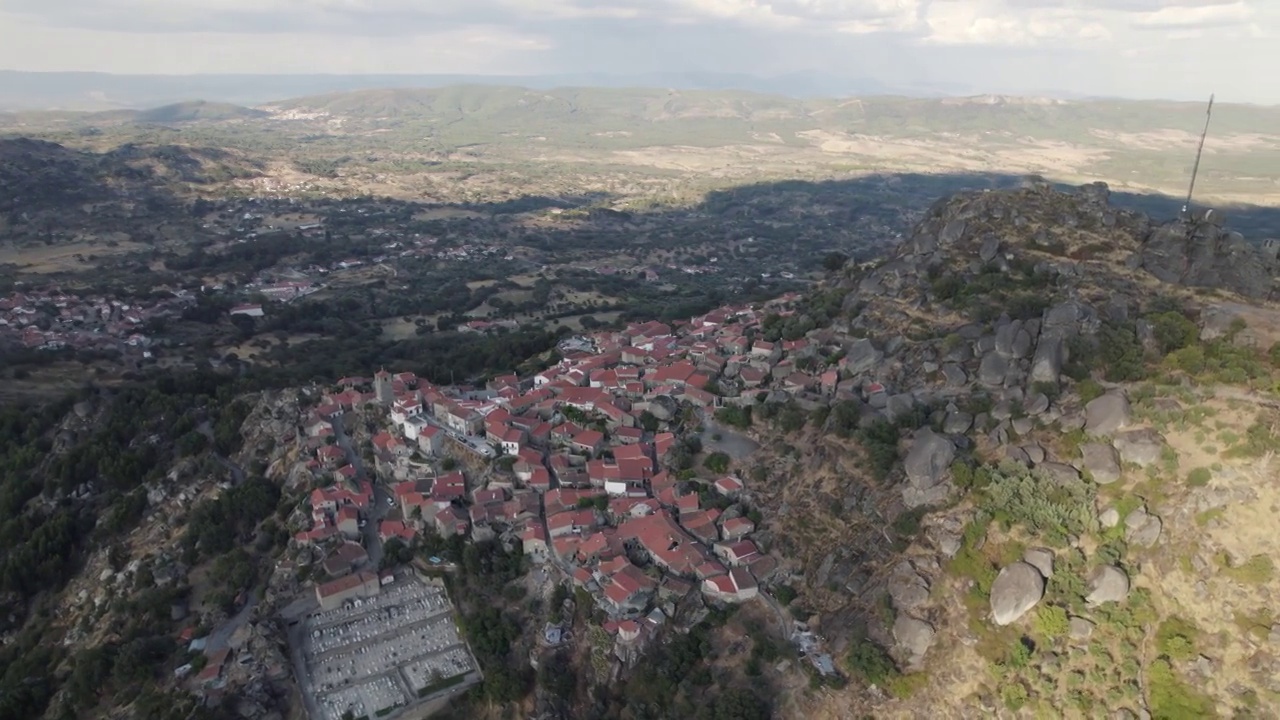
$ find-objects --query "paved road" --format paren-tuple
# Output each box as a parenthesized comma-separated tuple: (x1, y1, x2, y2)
(196, 420, 247, 486)
(205, 590, 259, 654)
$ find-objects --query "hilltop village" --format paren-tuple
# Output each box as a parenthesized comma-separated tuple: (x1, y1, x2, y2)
(287, 291, 851, 650)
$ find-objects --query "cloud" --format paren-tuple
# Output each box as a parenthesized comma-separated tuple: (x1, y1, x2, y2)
(1130, 1, 1254, 29)
(0, 0, 1277, 103)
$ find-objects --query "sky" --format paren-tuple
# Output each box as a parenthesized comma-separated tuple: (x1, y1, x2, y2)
(0, 0, 1276, 103)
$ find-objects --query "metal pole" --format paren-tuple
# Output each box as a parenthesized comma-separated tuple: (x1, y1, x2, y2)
(1182, 94, 1215, 217)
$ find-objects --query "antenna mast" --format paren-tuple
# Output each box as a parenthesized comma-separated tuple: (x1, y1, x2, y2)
(1181, 93, 1215, 218)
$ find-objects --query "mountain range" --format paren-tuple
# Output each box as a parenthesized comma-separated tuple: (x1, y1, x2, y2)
(0, 69, 1093, 112)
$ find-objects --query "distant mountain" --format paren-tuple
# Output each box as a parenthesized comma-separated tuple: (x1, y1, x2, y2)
(0, 70, 950, 112)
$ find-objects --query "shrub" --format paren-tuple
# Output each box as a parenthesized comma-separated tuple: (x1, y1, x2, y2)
(703, 452, 731, 474)
(845, 638, 897, 686)
(1031, 380, 1060, 401)
(1000, 681, 1029, 711)
(950, 461, 992, 491)
(856, 420, 901, 481)
(979, 462, 1097, 545)
(1032, 605, 1069, 639)
(1186, 467, 1212, 487)
(714, 406, 752, 429)
(947, 519, 997, 596)
(1098, 321, 1148, 382)
(1147, 312, 1199, 355)
(1155, 617, 1199, 661)
(1166, 346, 1206, 375)
(829, 401, 861, 438)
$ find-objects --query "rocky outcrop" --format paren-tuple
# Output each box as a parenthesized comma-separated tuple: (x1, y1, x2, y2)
(1139, 213, 1276, 300)
(1078, 442, 1122, 484)
(903, 428, 955, 490)
(1085, 393, 1131, 436)
(1124, 507, 1163, 548)
(1023, 548, 1054, 579)
(1085, 565, 1130, 605)
(990, 562, 1046, 625)
(844, 338, 883, 375)
(887, 561, 931, 612)
(893, 615, 936, 669)
(1112, 428, 1166, 467)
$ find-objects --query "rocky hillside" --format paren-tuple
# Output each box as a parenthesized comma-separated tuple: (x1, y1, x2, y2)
(735, 179, 1280, 718)
(0, 137, 261, 221)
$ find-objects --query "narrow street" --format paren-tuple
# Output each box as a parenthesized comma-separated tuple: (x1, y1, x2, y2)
(331, 412, 390, 567)
(204, 590, 259, 653)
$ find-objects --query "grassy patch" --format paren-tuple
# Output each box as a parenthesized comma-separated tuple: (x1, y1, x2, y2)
(1147, 659, 1214, 720)
(1154, 616, 1200, 661)
(1186, 467, 1212, 487)
(1218, 554, 1275, 584)
(1194, 508, 1225, 527)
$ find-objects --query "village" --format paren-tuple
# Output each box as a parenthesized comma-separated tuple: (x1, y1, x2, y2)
(0, 287, 194, 353)
(285, 289, 855, 688)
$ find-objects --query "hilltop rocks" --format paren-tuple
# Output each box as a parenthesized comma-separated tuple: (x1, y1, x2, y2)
(893, 615, 936, 668)
(1023, 548, 1055, 578)
(646, 395, 679, 422)
(888, 561, 931, 612)
(978, 353, 1009, 386)
(1069, 617, 1096, 641)
(1029, 336, 1063, 383)
(1079, 443, 1122, 484)
(942, 364, 968, 387)
(1085, 565, 1130, 605)
(990, 562, 1046, 625)
(1024, 392, 1050, 417)
(1085, 393, 1132, 436)
(844, 338, 883, 376)
(939, 218, 968, 247)
(1124, 508, 1163, 548)
(1099, 507, 1121, 528)
(943, 412, 973, 434)
(904, 428, 955, 490)
(979, 236, 1000, 264)
(1039, 462, 1081, 485)
(994, 320, 1033, 359)
(1113, 428, 1166, 467)
(1140, 215, 1276, 300)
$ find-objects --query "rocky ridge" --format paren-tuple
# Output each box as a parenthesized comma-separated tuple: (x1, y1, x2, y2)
(761, 179, 1280, 719)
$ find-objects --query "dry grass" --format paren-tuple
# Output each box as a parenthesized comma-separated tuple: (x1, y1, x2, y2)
(0, 237, 147, 273)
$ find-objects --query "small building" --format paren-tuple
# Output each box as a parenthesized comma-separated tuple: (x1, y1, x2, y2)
(315, 570, 381, 611)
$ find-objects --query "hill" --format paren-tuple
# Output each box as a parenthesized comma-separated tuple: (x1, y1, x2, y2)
(728, 179, 1280, 718)
(133, 100, 269, 124)
(4, 85, 1280, 207)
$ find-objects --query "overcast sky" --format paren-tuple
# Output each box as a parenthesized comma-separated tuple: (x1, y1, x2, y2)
(0, 0, 1275, 103)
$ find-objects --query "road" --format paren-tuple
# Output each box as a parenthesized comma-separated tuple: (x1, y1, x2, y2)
(415, 411, 495, 459)
(205, 590, 259, 654)
(756, 590, 793, 642)
(697, 410, 761, 462)
(332, 413, 392, 567)
(196, 420, 247, 486)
